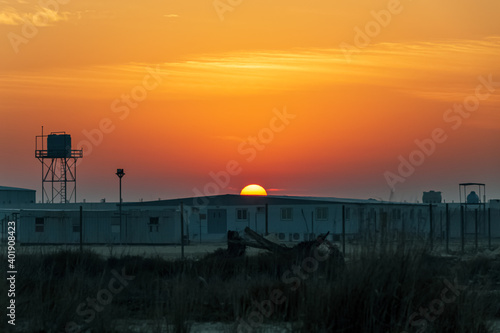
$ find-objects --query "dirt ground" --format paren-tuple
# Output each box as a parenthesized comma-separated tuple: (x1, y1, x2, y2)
(12, 238, 500, 260)
(14, 242, 268, 259)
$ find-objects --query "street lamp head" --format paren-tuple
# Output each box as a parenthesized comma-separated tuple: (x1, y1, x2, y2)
(116, 169, 125, 178)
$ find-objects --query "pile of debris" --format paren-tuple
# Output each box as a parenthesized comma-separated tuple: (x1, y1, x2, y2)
(227, 227, 345, 270)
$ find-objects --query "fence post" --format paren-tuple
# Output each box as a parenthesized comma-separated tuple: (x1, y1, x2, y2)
(265, 203, 269, 236)
(79, 205, 83, 253)
(429, 204, 433, 251)
(440, 210, 443, 246)
(342, 205, 346, 257)
(488, 207, 491, 250)
(181, 202, 184, 260)
(461, 205, 465, 253)
(401, 211, 405, 249)
(475, 208, 478, 252)
(445, 204, 449, 254)
(311, 210, 314, 239)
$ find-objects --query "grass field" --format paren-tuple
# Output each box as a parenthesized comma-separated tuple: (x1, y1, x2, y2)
(1, 240, 500, 333)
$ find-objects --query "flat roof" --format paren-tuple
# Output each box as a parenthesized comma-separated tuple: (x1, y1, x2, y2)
(0, 186, 36, 192)
(123, 194, 425, 207)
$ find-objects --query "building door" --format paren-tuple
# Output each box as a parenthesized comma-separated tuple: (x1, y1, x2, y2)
(207, 209, 227, 234)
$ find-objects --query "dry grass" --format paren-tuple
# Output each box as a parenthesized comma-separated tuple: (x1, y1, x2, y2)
(1, 242, 499, 333)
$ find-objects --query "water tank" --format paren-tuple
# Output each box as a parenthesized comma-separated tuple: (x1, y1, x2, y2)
(467, 191, 480, 204)
(422, 190, 442, 203)
(47, 134, 71, 158)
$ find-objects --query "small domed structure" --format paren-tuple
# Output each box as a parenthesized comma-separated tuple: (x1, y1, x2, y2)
(467, 191, 480, 204)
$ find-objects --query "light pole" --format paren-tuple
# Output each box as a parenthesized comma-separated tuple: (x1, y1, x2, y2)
(116, 169, 125, 236)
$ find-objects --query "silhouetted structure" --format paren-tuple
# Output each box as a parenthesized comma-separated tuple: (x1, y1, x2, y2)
(459, 183, 487, 250)
(467, 191, 480, 204)
(423, 190, 442, 204)
(35, 128, 83, 203)
(460, 183, 485, 205)
(0, 186, 35, 205)
(3, 193, 500, 246)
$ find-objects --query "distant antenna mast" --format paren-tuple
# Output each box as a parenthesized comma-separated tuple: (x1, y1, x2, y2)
(35, 127, 83, 203)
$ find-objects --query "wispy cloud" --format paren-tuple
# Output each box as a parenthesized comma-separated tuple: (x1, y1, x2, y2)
(267, 188, 288, 193)
(0, 7, 22, 25)
(1, 38, 499, 105)
(163, 14, 179, 18)
(161, 37, 500, 100)
(0, 5, 73, 26)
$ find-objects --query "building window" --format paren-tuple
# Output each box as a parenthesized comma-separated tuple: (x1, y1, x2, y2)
(149, 217, 159, 232)
(200, 213, 207, 220)
(315, 207, 328, 221)
(281, 208, 293, 221)
(35, 217, 44, 232)
(236, 209, 248, 221)
(392, 209, 401, 220)
(72, 223, 80, 233)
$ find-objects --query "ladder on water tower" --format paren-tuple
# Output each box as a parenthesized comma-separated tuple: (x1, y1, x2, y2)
(60, 158, 67, 203)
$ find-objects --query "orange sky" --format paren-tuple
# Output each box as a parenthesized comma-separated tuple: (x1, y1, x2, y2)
(1, 0, 499, 203)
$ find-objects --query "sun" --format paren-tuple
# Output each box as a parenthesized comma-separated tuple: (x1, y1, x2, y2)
(240, 184, 268, 196)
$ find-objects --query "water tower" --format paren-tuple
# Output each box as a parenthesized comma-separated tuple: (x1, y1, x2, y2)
(459, 183, 486, 206)
(35, 128, 83, 203)
(459, 183, 486, 249)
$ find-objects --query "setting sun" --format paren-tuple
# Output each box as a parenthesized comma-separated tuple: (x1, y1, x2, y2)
(240, 184, 268, 196)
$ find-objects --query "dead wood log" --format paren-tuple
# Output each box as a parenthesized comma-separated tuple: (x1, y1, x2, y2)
(227, 227, 343, 266)
(243, 227, 290, 255)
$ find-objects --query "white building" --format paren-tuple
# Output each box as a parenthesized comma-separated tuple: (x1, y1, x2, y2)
(0, 186, 35, 206)
(2, 193, 498, 246)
